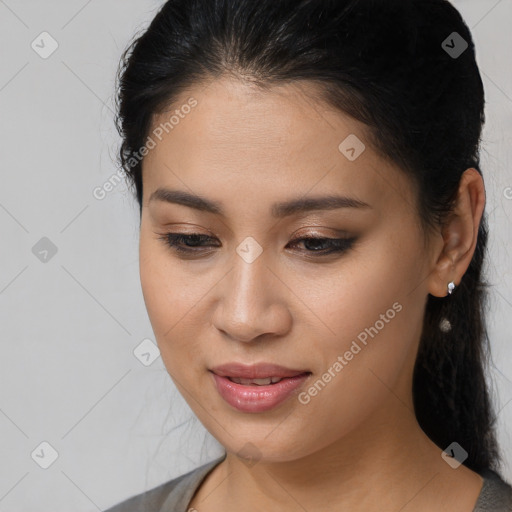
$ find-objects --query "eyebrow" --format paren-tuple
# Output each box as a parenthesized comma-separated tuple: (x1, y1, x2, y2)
(149, 188, 371, 218)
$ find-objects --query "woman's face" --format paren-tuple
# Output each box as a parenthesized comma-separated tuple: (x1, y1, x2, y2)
(139, 78, 437, 462)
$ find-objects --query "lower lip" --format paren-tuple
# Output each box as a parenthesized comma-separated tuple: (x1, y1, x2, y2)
(210, 371, 311, 413)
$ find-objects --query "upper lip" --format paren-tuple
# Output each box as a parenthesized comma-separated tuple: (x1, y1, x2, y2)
(210, 363, 310, 379)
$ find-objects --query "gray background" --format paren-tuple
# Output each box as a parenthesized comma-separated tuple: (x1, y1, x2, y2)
(0, 1, 511, 510)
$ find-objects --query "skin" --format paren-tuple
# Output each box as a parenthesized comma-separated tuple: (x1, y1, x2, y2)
(139, 77, 486, 511)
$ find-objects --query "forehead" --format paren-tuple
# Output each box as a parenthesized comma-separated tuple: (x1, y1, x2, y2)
(142, 78, 415, 218)
(147, 78, 363, 164)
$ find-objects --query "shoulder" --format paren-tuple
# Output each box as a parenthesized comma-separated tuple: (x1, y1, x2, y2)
(473, 469, 512, 512)
(103, 454, 226, 512)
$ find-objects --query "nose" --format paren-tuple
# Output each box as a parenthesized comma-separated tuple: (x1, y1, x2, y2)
(211, 253, 292, 343)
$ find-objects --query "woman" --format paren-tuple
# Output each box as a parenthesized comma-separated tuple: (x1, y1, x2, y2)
(104, 0, 512, 510)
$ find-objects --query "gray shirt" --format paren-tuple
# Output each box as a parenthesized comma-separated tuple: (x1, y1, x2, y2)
(103, 454, 512, 512)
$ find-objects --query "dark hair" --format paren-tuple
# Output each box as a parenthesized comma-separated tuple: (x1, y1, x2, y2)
(115, 0, 502, 474)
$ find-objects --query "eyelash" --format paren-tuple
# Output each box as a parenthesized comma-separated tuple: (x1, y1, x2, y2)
(156, 232, 356, 257)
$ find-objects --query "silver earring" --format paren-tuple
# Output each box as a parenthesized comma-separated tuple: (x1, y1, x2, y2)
(439, 317, 452, 333)
(439, 282, 456, 332)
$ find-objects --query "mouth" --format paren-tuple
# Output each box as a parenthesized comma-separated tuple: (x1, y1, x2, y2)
(210, 362, 310, 380)
(226, 375, 302, 386)
(208, 363, 312, 413)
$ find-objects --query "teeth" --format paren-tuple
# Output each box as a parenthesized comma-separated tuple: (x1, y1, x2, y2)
(229, 376, 284, 385)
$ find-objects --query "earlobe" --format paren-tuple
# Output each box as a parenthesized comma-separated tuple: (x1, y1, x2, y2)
(426, 216, 459, 297)
(428, 255, 457, 298)
(426, 168, 485, 298)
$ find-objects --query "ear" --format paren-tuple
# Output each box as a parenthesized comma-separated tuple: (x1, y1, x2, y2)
(427, 168, 486, 298)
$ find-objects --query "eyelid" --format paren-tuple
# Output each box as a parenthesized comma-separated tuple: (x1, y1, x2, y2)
(291, 227, 352, 238)
(159, 227, 352, 242)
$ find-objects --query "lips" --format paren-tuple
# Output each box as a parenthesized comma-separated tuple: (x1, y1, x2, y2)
(208, 363, 311, 412)
(210, 370, 311, 413)
(210, 362, 309, 380)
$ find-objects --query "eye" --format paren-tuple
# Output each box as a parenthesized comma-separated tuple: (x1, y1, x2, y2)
(156, 232, 357, 258)
(157, 233, 220, 255)
(288, 235, 356, 255)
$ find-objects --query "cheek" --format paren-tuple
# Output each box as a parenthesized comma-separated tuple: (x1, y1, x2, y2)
(293, 235, 424, 396)
(139, 237, 200, 364)
(290, 285, 420, 452)
(139, 229, 194, 321)
(294, 243, 408, 349)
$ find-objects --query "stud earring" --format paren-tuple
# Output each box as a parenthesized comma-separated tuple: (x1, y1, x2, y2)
(447, 281, 456, 295)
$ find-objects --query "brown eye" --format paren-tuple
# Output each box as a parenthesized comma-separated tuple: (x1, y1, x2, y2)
(286, 236, 357, 255)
